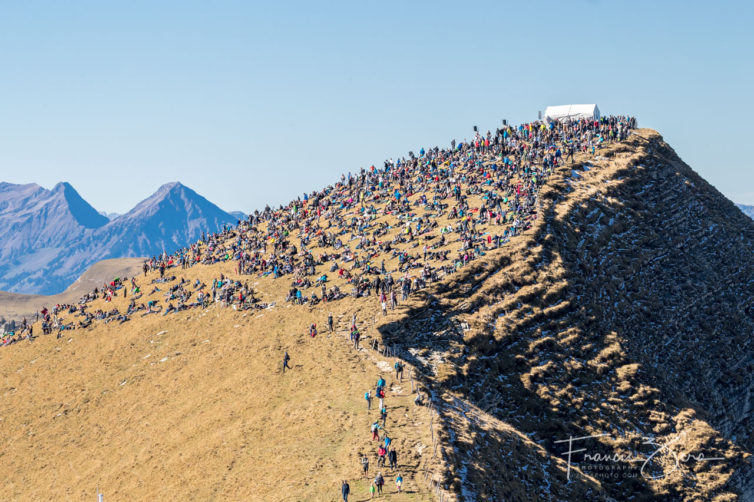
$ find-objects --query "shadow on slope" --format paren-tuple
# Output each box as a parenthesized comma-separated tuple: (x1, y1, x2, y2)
(378, 131, 754, 501)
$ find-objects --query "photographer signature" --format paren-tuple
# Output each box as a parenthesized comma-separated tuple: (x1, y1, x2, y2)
(553, 432, 725, 481)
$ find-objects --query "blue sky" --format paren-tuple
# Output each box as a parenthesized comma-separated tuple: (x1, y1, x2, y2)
(1, 1, 752, 213)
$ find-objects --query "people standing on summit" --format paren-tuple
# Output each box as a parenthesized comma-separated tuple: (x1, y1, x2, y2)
(1, 115, 641, 498)
(5, 115, 636, 352)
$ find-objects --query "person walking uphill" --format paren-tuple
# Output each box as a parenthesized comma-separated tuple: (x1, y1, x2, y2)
(375, 473, 385, 494)
(341, 480, 350, 502)
(282, 351, 291, 373)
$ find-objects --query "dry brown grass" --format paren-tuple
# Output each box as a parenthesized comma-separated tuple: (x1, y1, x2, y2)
(1, 266, 435, 500)
(2, 128, 752, 501)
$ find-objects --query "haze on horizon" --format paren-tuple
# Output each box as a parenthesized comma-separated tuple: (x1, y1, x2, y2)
(0, 0, 752, 215)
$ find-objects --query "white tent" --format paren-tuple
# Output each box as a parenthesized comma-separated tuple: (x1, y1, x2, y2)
(543, 104, 600, 121)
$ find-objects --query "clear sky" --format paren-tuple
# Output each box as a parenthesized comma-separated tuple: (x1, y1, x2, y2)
(1, 1, 752, 214)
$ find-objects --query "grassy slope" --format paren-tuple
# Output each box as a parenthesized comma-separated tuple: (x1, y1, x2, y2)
(2, 292, 436, 500)
(0, 134, 632, 501)
(4, 129, 751, 501)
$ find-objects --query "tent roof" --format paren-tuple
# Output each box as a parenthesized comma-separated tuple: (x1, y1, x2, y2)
(544, 104, 600, 120)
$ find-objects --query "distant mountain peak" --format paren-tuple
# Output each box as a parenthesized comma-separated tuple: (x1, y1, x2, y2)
(159, 181, 183, 188)
(0, 179, 237, 294)
(52, 182, 108, 229)
(156, 181, 186, 194)
(52, 181, 74, 191)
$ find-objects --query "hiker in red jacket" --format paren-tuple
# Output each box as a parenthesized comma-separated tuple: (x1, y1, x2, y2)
(377, 446, 387, 467)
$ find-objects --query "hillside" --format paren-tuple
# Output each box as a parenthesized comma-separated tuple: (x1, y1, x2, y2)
(0, 257, 145, 323)
(2, 118, 753, 501)
(0, 182, 237, 295)
(378, 130, 754, 500)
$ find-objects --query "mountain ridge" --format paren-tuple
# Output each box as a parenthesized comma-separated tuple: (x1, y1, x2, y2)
(0, 181, 237, 295)
(2, 122, 753, 500)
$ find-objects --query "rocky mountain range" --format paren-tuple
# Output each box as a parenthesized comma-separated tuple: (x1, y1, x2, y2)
(0, 181, 240, 295)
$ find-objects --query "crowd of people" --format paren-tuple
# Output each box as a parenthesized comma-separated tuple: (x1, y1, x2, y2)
(1, 113, 636, 498)
(3, 115, 635, 349)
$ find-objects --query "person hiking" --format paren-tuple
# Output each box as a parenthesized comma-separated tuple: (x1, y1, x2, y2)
(370, 482, 376, 499)
(352, 328, 360, 349)
(365, 390, 372, 411)
(309, 323, 317, 337)
(328, 312, 334, 332)
(282, 351, 291, 373)
(394, 361, 403, 381)
(388, 449, 397, 469)
(375, 473, 385, 494)
(371, 421, 380, 440)
(341, 480, 350, 501)
(362, 455, 369, 476)
(395, 473, 403, 492)
(377, 447, 387, 467)
(380, 406, 387, 427)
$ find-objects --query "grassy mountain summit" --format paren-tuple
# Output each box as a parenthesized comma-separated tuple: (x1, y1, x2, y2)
(2, 119, 752, 501)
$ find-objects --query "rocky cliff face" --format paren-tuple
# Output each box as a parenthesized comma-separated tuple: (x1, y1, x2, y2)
(0, 182, 237, 295)
(378, 130, 754, 501)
